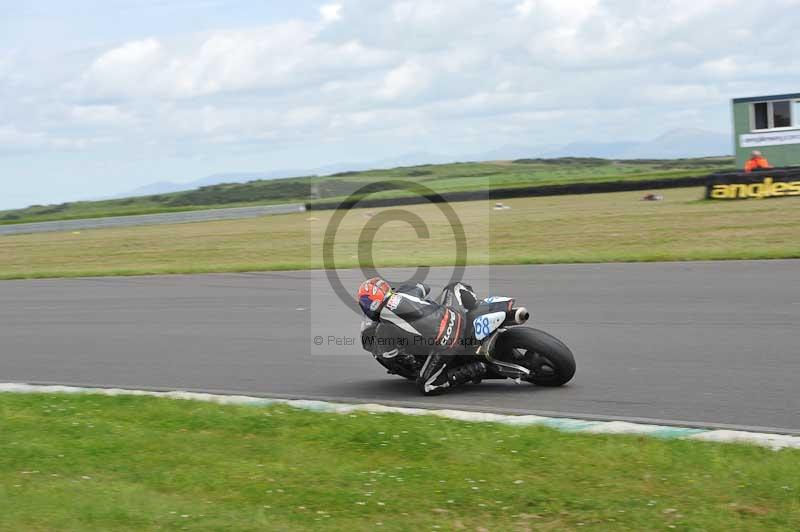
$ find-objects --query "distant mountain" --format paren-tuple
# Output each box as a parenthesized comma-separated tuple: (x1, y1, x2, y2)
(544, 128, 731, 159)
(115, 171, 304, 198)
(544, 141, 640, 159)
(113, 129, 732, 199)
(192, 171, 303, 187)
(372, 151, 454, 167)
(465, 144, 549, 161)
(120, 181, 194, 196)
(628, 128, 732, 159)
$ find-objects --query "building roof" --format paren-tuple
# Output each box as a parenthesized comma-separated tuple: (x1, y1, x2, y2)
(733, 92, 800, 104)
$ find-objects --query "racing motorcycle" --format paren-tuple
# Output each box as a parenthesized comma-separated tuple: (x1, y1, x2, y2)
(366, 291, 576, 387)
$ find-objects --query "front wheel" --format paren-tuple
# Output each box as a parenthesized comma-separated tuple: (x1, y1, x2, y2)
(493, 327, 576, 386)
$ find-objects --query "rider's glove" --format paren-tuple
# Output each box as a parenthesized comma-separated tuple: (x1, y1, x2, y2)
(417, 283, 431, 298)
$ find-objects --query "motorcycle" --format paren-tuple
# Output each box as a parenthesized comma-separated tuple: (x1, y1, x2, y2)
(365, 291, 576, 387)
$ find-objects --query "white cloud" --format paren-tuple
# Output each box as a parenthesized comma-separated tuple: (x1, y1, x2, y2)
(391, 1, 446, 24)
(700, 57, 740, 78)
(5, 0, 800, 191)
(79, 22, 392, 100)
(514, 0, 534, 16)
(284, 106, 327, 128)
(0, 124, 108, 153)
(53, 0, 799, 156)
(77, 0, 793, 112)
(70, 105, 136, 126)
(377, 60, 431, 100)
(0, 51, 13, 79)
(516, 0, 599, 23)
(82, 38, 165, 97)
(0, 124, 46, 149)
(641, 84, 721, 104)
(320, 3, 343, 23)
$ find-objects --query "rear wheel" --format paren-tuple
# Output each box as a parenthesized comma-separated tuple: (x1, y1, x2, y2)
(494, 327, 576, 386)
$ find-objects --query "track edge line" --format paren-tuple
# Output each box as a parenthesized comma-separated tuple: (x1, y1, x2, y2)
(2, 382, 799, 451)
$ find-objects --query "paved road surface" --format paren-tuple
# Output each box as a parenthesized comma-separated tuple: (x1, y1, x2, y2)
(0, 204, 305, 235)
(1, 261, 798, 433)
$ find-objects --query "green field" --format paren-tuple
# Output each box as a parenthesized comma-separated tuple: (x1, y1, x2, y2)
(0, 393, 797, 531)
(0, 157, 732, 225)
(1, 187, 798, 280)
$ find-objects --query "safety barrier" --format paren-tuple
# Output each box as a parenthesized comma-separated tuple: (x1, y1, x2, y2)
(706, 167, 800, 200)
(306, 175, 711, 211)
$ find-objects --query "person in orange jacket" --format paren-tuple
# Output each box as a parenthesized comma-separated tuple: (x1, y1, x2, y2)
(744, 150, 773, 172)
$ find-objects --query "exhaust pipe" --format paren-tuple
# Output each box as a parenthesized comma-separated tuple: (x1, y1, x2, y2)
(503, 307, 529, 325)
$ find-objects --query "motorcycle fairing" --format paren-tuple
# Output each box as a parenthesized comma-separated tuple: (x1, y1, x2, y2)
(482, 296, 512, 304)
(472, 311, 506, 340)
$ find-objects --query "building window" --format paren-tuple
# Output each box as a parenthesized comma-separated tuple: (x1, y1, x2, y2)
(751, 100, 797, 131)
(773, 101, 792, 128)
(753, 102, 769, 130)
(795, 100, 800, 127)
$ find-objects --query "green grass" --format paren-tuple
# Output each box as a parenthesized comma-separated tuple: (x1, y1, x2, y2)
(0, 393, 797, 531)
(1, 187, 799, 280)
(0, 157, 733, 225)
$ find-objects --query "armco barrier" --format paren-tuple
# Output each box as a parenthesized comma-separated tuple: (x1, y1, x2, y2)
(706, 167, 800, 200)
(306, 175, 711, 211)
(0, 203, 306, 236)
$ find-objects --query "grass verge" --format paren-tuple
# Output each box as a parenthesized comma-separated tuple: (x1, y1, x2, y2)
(0, 393, 798, 531)
(1, 187, 799, 280)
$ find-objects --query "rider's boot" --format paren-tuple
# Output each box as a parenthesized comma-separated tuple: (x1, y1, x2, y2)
(447, 361, 487, 387)
(418, 354, 486, 396)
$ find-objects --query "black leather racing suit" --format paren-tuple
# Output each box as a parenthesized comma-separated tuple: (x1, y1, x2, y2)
(361, 282, 485, 395)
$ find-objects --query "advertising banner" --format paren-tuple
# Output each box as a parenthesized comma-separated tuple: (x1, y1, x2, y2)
(706, 168, 800, 200)
(740, 130, 800, 148)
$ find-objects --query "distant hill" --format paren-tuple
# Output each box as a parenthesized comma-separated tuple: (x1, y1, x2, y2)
(116, 129, 730, 199)
(1, 155, 734, 226)
(114, 152, 455, 198)
(545, 128, 731, 159)
(118, 171, 302, 197)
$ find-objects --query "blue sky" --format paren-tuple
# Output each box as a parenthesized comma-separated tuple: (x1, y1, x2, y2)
(1, 0, 799, 209)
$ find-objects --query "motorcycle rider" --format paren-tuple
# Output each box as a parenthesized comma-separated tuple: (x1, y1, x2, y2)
(356, 277, 487, 395)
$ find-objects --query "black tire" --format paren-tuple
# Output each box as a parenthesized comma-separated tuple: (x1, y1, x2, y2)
(493, 327, 576, 386)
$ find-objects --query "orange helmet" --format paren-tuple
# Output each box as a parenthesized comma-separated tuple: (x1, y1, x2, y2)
(357, 277, 392, 320)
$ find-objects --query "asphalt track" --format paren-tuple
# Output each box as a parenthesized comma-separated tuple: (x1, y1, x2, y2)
(0, 203, 305, 236)
(1, 261, 798, 433)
